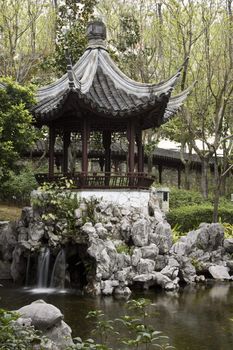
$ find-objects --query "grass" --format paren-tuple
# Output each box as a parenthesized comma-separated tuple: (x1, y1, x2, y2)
(0, 203, 22, 221)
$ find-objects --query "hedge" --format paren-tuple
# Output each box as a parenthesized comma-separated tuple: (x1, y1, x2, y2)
(166, 204, 233, 233)
(169, 188, 206, 209)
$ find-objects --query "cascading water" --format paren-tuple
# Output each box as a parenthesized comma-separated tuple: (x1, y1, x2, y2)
(37, 247, 50, 288)
(50, 249, 66, 289)
(25, 253, 31, 287)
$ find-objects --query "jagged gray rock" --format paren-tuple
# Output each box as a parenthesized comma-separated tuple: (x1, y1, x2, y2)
(224, 238, 233, 254)
(149, 221, 173, 254)
(131, 218, 150, 246)
(17, 300, 73, 350)
(209, 265, 231, 280)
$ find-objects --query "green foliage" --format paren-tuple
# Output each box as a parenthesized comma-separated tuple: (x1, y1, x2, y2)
(0, 78, 37, 182)
(0, 167, 37, 205)
(50, 0, 97, 75)
(169, 188, 207, 210)
(67, 298, 174, 350)
(82, 197, 99, 224)
(0, 308, 43, 349)
(116, 243, 132, 255)
(32, 178, 80, 235)
(220, 221, 233, 239)
(167, 204, 233, 233)
(171, 223, 183, 243)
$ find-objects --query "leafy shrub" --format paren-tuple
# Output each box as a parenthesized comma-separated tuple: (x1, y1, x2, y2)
(0, 308, 43, 349)
(32, 178, 80, 235)
(169, 187, 232, 210)
(169, 188, 207, 209)
(0, 167, 37, 205)
(167, 204, 233, 233)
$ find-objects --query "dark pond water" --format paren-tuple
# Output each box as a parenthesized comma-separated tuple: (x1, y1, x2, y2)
(1, 282, 233, 350)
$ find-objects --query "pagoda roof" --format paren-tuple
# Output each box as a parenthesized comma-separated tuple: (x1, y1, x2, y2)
(33, 21, 192, 130)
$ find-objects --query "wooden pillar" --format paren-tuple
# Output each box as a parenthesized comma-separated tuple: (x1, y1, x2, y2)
(103, 131, 111, 173)
(103, 131, 111, 186)
(81, 119, 89, 174)
(136, 129, 143, 173)
(127, 119, 135, 173)
(63, 130, 70, 175)
(49, 126, 56, 178)
(178, 167, 181, 189)
(158, 164, 163, 184)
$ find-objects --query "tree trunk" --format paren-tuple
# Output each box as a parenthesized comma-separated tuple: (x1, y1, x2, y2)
(184, 162, 190, 190)
(213, 157, 220, 222)
(201, 158, 209, 199)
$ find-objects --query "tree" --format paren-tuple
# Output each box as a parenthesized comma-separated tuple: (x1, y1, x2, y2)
(0, 78, 37, 182)
(51, 0, 97, 74)
(0, 0, 55, 84)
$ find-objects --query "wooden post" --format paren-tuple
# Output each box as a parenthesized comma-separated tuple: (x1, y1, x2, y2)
(49, 126, 55, 178)
(158, 164, 163, 184)
(127, 120, 135, 186)
(103, 131, 111, 186)
(63, 130, 70, 175)
(136, 129, 143, 173)
(103, 131, 111, 173)
(81, 119, 89, 174)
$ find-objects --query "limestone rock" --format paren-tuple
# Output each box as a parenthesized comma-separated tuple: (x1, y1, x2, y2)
(17, 300, 73, 350)
(114, 286, 131, 296)
(209, 265, 231, 280)
(95, 223, 108, 239)
(149, 221, 172, 254)
(101, 280, 119, 295)
(154, 255, 168, 271)
(0, 221, 17, 261)
(141, 243, 159, 259)
(131, 248, 142, 267)
(120, 218, 132, 242)
(131, 218, 150, 247)
(0, 260, 11, 279)
(179, 258, 196, 284)
(223, 238, 233, 254)
(170, 242, 187, 256)
(21, 207, 34, 226)
(28, 221, 44, 241)
(196, 223, 224, 251)
(45, 320, 73, 350)
(11, 246, 26, 282)
(137, 258, 155, 274)
(17, 300, 63, 330)
(82, 222, 96, 236)
(153, 272, 178, 291)
(160, 265, 179, 280)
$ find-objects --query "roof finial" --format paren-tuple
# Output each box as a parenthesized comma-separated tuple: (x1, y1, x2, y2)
(86, 20, 107, 48)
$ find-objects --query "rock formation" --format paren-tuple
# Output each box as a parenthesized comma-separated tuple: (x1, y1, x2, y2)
(0, 189, 233, 295)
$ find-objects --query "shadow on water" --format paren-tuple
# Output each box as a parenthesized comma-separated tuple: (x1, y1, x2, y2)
(0, 281, 233, 350)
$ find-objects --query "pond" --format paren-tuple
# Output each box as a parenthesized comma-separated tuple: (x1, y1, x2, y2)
(0, 282, 233, 350)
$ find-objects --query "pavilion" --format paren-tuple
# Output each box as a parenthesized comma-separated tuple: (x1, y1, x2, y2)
(33, 20, 191, 190)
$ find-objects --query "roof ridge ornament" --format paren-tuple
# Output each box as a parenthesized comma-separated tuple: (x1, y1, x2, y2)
(65, 50, 80, 89)
(86, 19, 107, 49)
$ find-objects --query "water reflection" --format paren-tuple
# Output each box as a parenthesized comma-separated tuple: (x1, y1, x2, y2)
(0, 282, 233, 350)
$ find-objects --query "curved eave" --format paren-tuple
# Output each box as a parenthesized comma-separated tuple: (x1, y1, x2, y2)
(35, 46, 188, 103)
(98, 50, 187, 97)
(163, 83, 195, 121)
(33, 87, 169, 126)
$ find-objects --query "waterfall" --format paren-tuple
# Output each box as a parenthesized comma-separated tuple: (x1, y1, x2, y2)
(25, 253, 31, 286)
(50, 249, 66, 289)
(37, 247, 50, 288)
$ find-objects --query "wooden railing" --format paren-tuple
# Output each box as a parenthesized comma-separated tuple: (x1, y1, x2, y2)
(35, 172, 155, 190)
